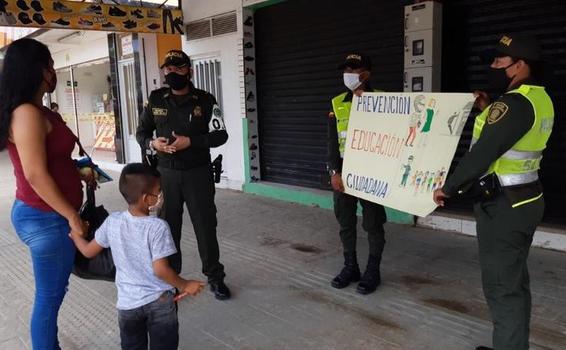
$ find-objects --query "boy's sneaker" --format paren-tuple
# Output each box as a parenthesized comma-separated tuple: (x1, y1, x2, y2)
(210, 280, 231, 300)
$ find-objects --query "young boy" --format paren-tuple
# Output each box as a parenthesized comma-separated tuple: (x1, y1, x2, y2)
(70, 163, 204, 349)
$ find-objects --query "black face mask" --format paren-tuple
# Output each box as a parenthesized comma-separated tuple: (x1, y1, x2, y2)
(165, 72, 189, 90)
(487, 62, 516, 93)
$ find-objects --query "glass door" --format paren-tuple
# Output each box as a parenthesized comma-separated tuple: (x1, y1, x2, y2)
(118, 58, 141, 162)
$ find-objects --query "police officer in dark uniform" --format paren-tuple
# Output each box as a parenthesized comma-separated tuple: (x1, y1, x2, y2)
(434, 34, 554, 350)
(327, 53, 387, 295)
(136, 50, 231, 300)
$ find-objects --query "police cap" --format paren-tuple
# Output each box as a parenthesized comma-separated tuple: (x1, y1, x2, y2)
(484, 33, 541, 62)
(338, 52, 372, 71)
(160, 50, 191, 69)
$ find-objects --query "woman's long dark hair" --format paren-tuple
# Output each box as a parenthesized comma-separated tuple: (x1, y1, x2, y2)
(0, 38, 52, 151)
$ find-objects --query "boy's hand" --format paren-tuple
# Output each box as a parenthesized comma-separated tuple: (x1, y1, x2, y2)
(69, 220, 89, 240)
(181, 280, 205, 296)
(68, 225, 104, 258)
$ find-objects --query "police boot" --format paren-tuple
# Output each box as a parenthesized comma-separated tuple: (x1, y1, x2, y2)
(210, 280, 231, 301)
(475, 347, 493, 350)
(331, 252, 361, 289)
(356, 254, 381, 295)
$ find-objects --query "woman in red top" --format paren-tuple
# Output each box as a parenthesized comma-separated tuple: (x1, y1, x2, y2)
(0, 39, 89, 349)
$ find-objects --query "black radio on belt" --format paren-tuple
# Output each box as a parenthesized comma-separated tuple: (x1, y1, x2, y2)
(211, 154, 223, 183)
(469, 173, 501, 201)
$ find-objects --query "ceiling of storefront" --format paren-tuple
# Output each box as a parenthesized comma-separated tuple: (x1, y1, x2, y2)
(33, 29, 109, 54)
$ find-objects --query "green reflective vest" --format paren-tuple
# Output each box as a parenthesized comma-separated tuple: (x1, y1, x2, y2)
(472, 84, 554, 206)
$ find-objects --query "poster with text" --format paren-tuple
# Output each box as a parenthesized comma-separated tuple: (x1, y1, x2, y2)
(342, 92, 475, 217)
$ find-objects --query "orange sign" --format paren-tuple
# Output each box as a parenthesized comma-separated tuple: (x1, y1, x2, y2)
(0, 0, 183, 34)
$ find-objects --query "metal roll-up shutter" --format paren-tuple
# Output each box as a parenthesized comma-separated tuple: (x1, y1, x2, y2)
(254, 0, 404, 189)
(442, 0, 566, 225)
(254, 0, 565, 225)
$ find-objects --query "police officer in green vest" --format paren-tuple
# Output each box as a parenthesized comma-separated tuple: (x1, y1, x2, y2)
(434, 34, 554, 350)
(136, 50, 231, 300)
(328, 53, 387, 295)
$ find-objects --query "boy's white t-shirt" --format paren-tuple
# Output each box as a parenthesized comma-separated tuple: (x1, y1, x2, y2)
(95, 211, 177, 310)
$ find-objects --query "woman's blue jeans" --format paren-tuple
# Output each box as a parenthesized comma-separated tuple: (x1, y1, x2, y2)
(11, 200, 75, 350)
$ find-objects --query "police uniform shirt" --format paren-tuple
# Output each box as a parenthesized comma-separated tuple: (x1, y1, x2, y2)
(136, 83, 228, 169)
(443, 79, 542, 203)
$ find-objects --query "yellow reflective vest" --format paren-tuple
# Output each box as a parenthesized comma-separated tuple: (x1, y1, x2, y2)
(472, 84, 554, 206)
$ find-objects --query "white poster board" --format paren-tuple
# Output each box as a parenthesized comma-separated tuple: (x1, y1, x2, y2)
(342, 92, 475, 217)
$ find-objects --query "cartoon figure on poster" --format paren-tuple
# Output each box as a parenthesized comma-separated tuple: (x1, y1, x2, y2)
(432, 167, 446, 190)
(399, 155, 414, 188)
(418, 98, 438, 147)
(405, 95, 425, 147)
(407, 167, 447, 195)
(445, 101, 474, 136)
(414, 171, 422, 194)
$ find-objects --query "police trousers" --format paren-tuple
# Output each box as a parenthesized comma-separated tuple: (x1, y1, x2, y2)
(474, 194, 544, 350)
(333, 191, 387, 258)
(158, 164, 225, 281)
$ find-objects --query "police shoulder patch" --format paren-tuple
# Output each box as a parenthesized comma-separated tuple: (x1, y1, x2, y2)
(213, 105, 222, 117)
(487, 102, 509, 124)
(209, 104, 226, 131)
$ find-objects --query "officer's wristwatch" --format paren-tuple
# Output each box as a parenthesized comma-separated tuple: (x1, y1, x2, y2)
(149, 139, 156, 152)
(328, 169, 339, 177)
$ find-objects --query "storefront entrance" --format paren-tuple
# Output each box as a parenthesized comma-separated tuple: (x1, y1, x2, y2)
(53, 58, 118, 165)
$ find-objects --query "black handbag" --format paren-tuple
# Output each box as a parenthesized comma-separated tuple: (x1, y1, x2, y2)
(71, 138, 116, 282)
(72, 185, 116, 281)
